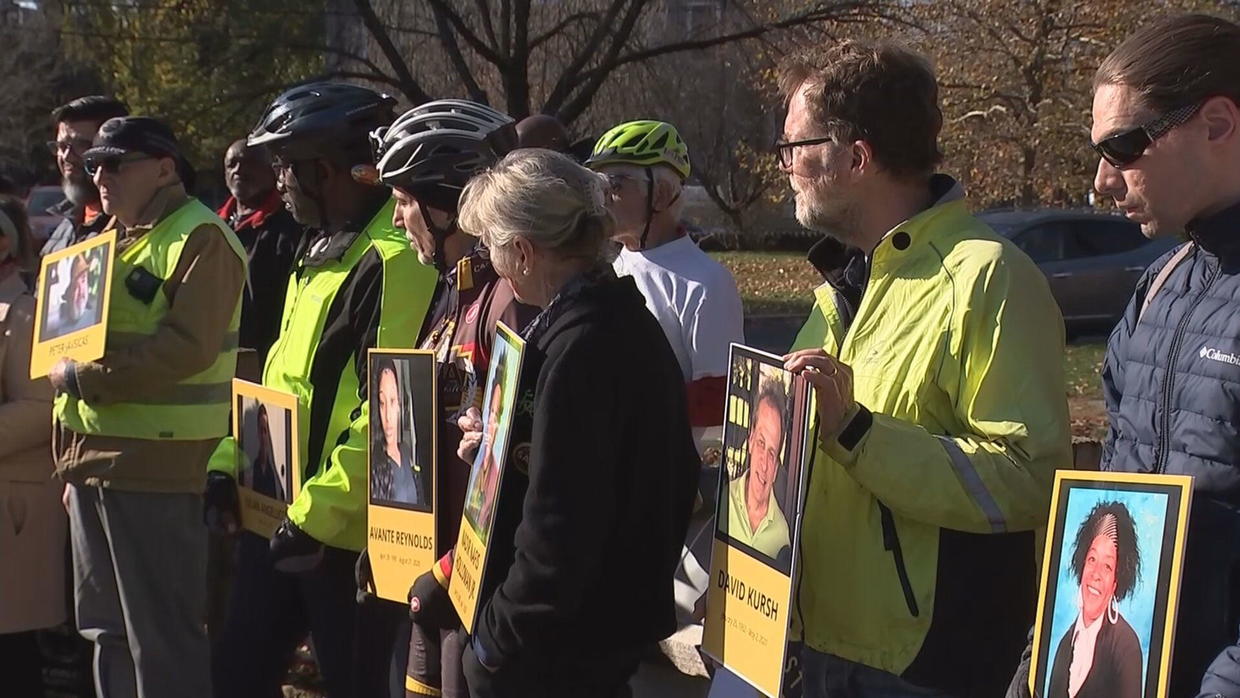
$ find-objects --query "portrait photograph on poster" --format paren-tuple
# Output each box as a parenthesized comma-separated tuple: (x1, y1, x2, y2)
(366, 349, 438, 603)
(369, 352, 435, 512)
(702, 344, 815, 698)
(448, 322, 525, 634)
(30, 231, 116, 378)
(232, 380, 300, 538)
(1031, 471, 1193, 698)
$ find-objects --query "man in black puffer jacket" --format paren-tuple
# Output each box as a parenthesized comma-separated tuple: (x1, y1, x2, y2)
(1010, 14, 1240, 698)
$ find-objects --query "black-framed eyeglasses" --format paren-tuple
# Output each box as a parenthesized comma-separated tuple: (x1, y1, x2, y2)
(1091, 103, 1201, 168)
(83, 153, 153, 177)
(775, 136, 834, 168)
(47, 138, 94, 157)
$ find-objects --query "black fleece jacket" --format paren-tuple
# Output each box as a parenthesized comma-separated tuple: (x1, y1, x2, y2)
(474, 274, 699, 667)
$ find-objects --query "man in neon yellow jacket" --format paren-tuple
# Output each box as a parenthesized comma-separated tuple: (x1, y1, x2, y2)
(776, 40, 1072, 696)
(204, 84, 438, 698)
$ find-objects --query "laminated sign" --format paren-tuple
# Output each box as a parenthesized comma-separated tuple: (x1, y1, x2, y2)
(448, 322, 525, 633)
(232, 380, 301, 538)
(703, 344, 815, 697)
(30, 231, 116, 378)
(367, 349, 438, 603)
(1030, 470, 1193, 698)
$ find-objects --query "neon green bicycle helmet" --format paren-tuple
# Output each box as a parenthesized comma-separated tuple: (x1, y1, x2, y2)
(586, 120, 691, 180)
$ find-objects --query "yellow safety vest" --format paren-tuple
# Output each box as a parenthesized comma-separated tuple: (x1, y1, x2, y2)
(55, 198, 246, 440)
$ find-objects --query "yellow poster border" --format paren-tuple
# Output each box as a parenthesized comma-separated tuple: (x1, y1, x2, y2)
(231, 379, 302, 538)
(448, 321, 526, 634)
(30, 231, 117, 378)
(366, 348, 439, 603)
(1029, 469, 1194, 698)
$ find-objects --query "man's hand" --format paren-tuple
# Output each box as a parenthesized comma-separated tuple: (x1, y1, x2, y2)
(48, 358, 77, 395)
(407, 567, 459, 631)
(784, 349, 858, 438)
(203, 471, 241, 535)
(457, 407, 484, 462)
(269, 519, 324, 573)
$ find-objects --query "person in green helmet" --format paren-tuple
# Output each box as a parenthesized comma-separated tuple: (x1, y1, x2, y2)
(585, 120, 743, 453)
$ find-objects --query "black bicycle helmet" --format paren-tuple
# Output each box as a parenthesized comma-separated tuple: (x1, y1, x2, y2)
(249, 82, 396, 162)
(372, 99, 517, 213)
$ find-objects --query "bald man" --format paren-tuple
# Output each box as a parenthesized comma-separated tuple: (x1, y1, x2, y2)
(218, 139, 305, 374)
(516, 114, 570, 152)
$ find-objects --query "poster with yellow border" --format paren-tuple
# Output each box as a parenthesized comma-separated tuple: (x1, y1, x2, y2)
(703, 344, 815, 697)
(367, 349, 437, 603)
(30, 231, 116, 378)
(1030, 470, 1193, 698)
(232, 380, 302, 539)
(448, 322, 525, 634)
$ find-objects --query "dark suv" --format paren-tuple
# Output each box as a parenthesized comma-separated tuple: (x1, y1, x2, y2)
(978, 208, 1179, 335)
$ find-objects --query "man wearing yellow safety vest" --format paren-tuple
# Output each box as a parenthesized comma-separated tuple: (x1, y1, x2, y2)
(50, 116, 246, 698)
(204, 83, 438, 698)
(774, 41, 1072, 696)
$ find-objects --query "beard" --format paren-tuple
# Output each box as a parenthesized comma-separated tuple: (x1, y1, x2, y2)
(63, 172, 98, 208)
(795, 184, 859, 247)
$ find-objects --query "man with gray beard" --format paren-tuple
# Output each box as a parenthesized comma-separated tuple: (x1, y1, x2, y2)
(776, 39, 1071, 696)
(40, 96, 129, 257)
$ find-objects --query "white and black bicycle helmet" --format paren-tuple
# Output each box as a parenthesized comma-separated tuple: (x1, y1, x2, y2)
(372, 99, 517, 214)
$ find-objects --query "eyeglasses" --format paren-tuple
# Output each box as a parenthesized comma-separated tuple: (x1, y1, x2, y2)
(605, 173, 637, 193)
(1091, 103, 1201, 168)
(774, 136, 834, 168)
(47, 138, 94, 157)
(83, 153, 153, 177)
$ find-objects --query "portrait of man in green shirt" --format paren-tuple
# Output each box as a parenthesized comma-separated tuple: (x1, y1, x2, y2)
(726, 375, 792, 565)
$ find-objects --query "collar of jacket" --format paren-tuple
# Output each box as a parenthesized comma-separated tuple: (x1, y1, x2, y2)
(217, 189, 283, 231)
(109, 183, 189, 241)
(1188, 197, 1240, 262)
(301, 198, 387, 267)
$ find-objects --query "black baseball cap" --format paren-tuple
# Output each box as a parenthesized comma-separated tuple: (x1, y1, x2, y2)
(84, 116, 182, 160)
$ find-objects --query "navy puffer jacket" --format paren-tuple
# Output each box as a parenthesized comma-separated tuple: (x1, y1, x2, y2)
(1102, 201, 1240, 698)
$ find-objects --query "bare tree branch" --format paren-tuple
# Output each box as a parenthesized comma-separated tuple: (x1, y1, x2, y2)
(350, 0, 432, 103)
(430, 2, 490, 103)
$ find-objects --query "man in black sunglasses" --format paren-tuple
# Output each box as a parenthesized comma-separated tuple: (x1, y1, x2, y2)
(49, 114, 247, 698)
(1009, 14, 1240, 698)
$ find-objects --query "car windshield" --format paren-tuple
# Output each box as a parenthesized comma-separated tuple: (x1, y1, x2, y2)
(978, 217, 1021, 238)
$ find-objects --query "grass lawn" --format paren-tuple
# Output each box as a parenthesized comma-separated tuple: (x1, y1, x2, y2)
(710, 251, 818, 316)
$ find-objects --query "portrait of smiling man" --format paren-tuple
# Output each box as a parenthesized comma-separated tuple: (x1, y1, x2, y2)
(726, 375, 791, 564)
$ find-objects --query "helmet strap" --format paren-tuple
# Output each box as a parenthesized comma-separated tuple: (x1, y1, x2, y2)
(639, 166, 655, 251)
(418, 204, 457, 274)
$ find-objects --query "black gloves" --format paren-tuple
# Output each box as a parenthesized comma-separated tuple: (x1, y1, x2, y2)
(408, 566, 459, 631)
(355, 548, 377, 604)
(203, 471, 240, 535)
(269, 519, 324, 573)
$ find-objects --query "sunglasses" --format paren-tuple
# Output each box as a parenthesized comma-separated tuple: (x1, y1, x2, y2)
(1091, 103, 1200, 168)
(83, 153, 153, 177)
(774, 136, 834, 169)
(47, 138, 94, 157)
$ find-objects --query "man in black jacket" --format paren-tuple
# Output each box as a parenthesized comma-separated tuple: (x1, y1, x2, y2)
(217, 139, 303, 376)
(1009, 14, 1240, 698)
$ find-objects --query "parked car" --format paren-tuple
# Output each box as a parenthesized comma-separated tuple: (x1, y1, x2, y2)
(978, 208, 1179, 336)
(25, 185, 64, 246)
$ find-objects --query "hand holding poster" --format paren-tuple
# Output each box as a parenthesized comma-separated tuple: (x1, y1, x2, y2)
(232, 380, 300, 538)
(367, 349, 437, 603)
(30, 231, 116, 378)
(448, 322, 525, 634)
(1031, 471, 1193, 698)
(703, 344, 815, 697)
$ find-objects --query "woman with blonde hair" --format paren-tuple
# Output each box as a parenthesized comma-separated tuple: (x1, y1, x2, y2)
(453, 149, 699, 696)
(0, 195, 65, 695)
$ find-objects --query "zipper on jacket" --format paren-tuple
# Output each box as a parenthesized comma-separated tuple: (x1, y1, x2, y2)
(878, 502, 919, 617)
(1155, 257, 1218, 473)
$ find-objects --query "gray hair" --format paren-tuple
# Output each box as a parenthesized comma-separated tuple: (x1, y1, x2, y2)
(458, 149, 614, 260)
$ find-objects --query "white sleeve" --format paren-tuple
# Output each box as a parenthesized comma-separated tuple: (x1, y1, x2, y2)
(684, 271, 745, 381)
